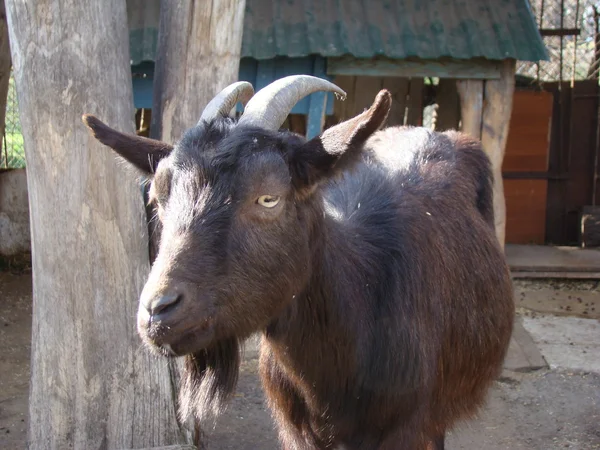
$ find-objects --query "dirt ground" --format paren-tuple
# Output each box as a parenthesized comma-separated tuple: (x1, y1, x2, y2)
(1, 271, 599, 449)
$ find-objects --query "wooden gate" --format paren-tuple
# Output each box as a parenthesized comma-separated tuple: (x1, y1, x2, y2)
(544, 81, 600, 245)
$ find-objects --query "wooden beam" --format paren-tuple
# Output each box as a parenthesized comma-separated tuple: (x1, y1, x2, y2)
(481, 59, 517, 247)
(6, 0, 188, 448)
(456, 79, 484, 139)
(327, 56, 502, 80)
(539, 28, 581, 37)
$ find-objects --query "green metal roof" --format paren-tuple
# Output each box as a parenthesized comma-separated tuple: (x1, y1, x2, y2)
(242, 0, 547, 62)
(128, 0, 548, 65)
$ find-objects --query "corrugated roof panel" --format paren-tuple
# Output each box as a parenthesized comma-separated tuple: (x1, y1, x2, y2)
(126, 0, 548, 64)
(241, 0, 548, 62)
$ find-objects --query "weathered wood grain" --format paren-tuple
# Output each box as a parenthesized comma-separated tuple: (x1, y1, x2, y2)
(435, 78, 460, 131)
(148, 1, 246, 447)
(151, 0, 247, 142)
(456, 79, 484, 139)
(327, 56, 502, 80)
(481, 60, 517, 247)
(6, 0, 188, 448)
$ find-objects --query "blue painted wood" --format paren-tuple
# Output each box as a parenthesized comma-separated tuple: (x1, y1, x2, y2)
(130, 57, 340, 118)
(236, 56, 337, 116)
(306, 56, 329, 139)
(131, 62, 154, 109)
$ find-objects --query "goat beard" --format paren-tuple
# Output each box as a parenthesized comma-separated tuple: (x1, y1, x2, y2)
(177, 337, 241, 423)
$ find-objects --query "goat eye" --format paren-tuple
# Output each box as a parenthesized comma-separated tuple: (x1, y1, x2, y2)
(257, 195, 281, 208)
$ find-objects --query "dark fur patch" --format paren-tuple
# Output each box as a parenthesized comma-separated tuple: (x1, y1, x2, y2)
(179, 337, 241, 422)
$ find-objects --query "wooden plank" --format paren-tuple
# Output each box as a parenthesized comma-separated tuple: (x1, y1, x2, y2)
(502, 90, 552, 172)
(504, 179, 548, 244)
(544, 82, 570, 245)
(352, 76, 383, 114)
(306, 55, 330, 138)
(382, 77, 409, 126)
(331, 75, 355, 122)
(481, 59, 517, 247)
(565, 81, 599, 244)
(435, 78, 460, 131)
(511, 271, 600, 279)
(406, 78, 424, 126)
(539, 28, 581, 37)
(456, 79, 483, 139)
(6, 0, 190, 448)
(505, 243, 600, 272)
(327, 56, 502, 80)
(306, 91, 327, 139)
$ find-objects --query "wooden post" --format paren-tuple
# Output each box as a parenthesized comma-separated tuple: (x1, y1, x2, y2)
(456, 79, 484, 139)
(0, 0, 11, 152)
(6, 1, 188, 448)
(457, 61, 516, 247)
(148, 1, 246, 447)
(480, 60, 516, 247)
(151, 0, 247, 141)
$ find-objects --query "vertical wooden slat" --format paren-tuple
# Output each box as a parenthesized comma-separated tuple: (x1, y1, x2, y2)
(332, 75, 355, 122)
(383, 77, 409, 126)
(435, 78, 461, 131)
(406, 78, 424, 126)
(353, 76, 384, 114)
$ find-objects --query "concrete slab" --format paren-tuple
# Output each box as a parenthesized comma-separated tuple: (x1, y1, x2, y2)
(503, 318, 547, 372)
(506, 244, 600, 274)
(514, 281, 600, 319)
(522, 314, 600, 373)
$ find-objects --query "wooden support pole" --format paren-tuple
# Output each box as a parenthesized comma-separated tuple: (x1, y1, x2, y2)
(6, 1, 187, 448)
(148, 1, 246, 446)
(457, 61, 516, 247)
(456, 79, 484, 139)
(151, 0, 247, 142)
(480, 59, 516, 248)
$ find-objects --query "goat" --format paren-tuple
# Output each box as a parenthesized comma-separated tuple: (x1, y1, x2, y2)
(83, 75, 514, 450)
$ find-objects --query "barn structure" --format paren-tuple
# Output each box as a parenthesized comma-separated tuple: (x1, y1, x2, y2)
(127, 0, 547, 246)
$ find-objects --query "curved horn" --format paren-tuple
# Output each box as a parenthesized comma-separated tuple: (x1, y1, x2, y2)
(198, 81, 255, 124)
(238, 75, 346, 130)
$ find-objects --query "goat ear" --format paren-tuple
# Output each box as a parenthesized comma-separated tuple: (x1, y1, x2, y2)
(288, 89, 391, 194)
(82, 114, 173, 174)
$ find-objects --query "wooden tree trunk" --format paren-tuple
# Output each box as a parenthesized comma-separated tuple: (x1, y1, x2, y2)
(150, 0, 247, 141)
(457, 61, 516, 248)
(6, 1, 188, 448)
(148, 1, 246, 447)
(0, 0, 11, 154)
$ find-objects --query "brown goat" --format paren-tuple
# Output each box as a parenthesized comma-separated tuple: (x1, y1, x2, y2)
(83, 76, 514, 449)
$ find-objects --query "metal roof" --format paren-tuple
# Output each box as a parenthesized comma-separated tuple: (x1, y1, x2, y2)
(128, 0, 548, 65)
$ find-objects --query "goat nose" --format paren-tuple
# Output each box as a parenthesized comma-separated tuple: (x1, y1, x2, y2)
(146, 293, 182, 316)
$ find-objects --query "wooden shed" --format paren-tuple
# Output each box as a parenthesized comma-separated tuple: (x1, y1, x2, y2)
(127, 0, 548, 245)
